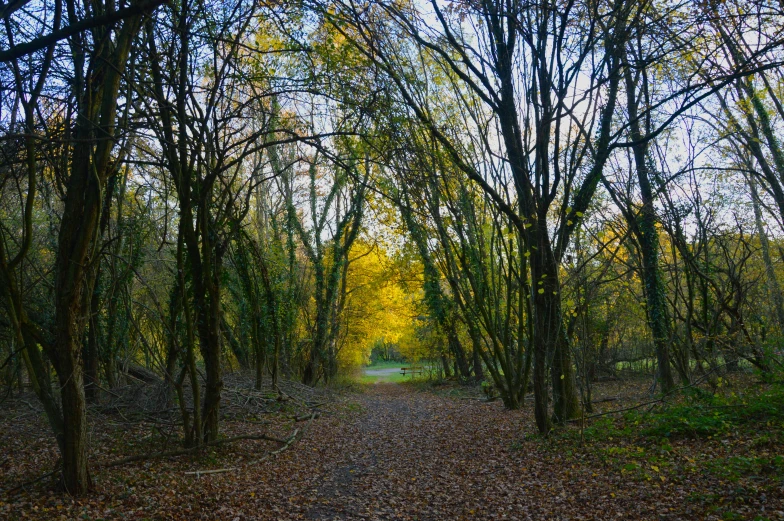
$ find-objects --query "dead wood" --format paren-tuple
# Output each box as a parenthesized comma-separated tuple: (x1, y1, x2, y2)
(100, 432, 288, 469)
(184, 467, 236, 477)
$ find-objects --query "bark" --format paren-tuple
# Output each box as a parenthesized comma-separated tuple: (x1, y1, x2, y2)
(177, 227, 202, 447)
(748, 175, 784, 332)
(222, 316, 249, 370)
(84, 282, 101, 402)
(196, 244, 223, 443)
(529, 232, 580, 426)
(472, 342, 484, 381)
(48, 12, 143, 493)
(164, 273, 183, 400)
(298, 160, 366, 385)
(441, 353, 452, 378)
(623, 60, 676, 393)
(399, 193, 471, 379)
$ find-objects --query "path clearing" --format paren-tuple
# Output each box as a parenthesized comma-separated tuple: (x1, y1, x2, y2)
(3, 383, 772, 520)
(285, 384, 699, 521)
(361, 367, 402, 377)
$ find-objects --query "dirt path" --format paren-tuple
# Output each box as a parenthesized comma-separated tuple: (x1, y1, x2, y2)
(3, 383, 774, 520)
(283, 384, 736, 521)
(304, 384, 434, 520)
(294, 384, 587, 520)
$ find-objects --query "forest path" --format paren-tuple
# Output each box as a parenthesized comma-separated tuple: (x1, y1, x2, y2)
(0, 382, 737, 519)
(299, 383, 529, 520)
(290, 383, 686, 521)
(361, 367, 402, 376)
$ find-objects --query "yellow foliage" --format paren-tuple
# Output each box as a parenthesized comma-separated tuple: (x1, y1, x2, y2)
(337, 240, 419, 369)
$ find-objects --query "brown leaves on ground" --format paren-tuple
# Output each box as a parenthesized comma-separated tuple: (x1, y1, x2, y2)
(1, 379, 783, 520)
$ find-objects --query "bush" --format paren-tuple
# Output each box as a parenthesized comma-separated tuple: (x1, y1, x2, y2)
(642, 384, 784, 439)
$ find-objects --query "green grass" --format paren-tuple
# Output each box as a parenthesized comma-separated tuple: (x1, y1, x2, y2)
(355, 360, 429, 384)
(641, 384, 784, 439)
(614, 357, 755, 373)
(356, 372, 412, 384)
(551, 382, 784, 497)
(364, 360, 408, 370)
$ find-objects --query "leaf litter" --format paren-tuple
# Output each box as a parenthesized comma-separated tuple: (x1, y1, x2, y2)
(1, 377, 783, 520)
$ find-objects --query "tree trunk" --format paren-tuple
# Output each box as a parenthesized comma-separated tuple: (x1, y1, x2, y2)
(623, 61, 676, 393)
(529, 230, 580, 428)
(472, 341, 483, 380)
(441, 352, 452, 378)
(84, 282, 101, 402)
(197, 254, 223, 443)
(749, 175, 784, 332)
(48, 12, 143, 493)
(58, 351, 91, 494)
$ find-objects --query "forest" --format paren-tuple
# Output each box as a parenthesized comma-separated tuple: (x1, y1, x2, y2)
(2, 0, 784, 518)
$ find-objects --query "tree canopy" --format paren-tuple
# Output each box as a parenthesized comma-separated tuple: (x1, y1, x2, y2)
(2, 0, 784, 501)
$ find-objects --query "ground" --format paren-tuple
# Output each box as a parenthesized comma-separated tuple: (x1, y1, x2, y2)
(354, 361, 428, 384)
(1, 376, 783, 520)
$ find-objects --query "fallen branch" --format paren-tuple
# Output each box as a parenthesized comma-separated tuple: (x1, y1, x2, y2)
(567, 396, 670, 422)
(100, 432, 287, 469)
(277, 388, 308, 408)
(591, 397, 619, 404)
(184, 468, 236, 477)
(1, 468, 60, 495)
(248, 412, 316, 465)
(5, 408, 319, 495)
(86, 381, 123, 399)
(270, 428, 299, 456)
(567, 365, 734, 423)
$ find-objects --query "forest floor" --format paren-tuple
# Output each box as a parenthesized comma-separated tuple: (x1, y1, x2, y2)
(1, 376, 783, 520)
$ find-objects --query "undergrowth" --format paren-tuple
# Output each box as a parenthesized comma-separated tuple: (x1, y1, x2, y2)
(641, 383, 784, 439)
(548, 380, 784, 518)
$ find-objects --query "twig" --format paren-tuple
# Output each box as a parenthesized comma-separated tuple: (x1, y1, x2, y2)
(248, 412, 316, 465)
(100, 432, 287, 469)
(86, 381, 122, 399)
(184, 467, 235, 477)
(567, 364, 731, 423)
(2, 468, 60, 495)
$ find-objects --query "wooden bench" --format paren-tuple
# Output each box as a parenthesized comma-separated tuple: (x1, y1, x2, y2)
(400, 366, 423, 376)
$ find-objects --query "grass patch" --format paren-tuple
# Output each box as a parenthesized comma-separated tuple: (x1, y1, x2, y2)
(354, 361, 430, 384)
(705, 455, 784, 482)
(641, 385, 784, 439)
(549, 381, 784, 497)
(562, 383, 784, 443)
(356, 371, 416, 384)
(363, 360, 409, 370)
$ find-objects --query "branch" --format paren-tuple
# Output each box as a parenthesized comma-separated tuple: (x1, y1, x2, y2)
(99, 432, 288, 469)
(0, 0, 164, 62)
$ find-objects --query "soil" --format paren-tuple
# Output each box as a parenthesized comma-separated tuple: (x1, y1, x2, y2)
(1, 380, 783, 520)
